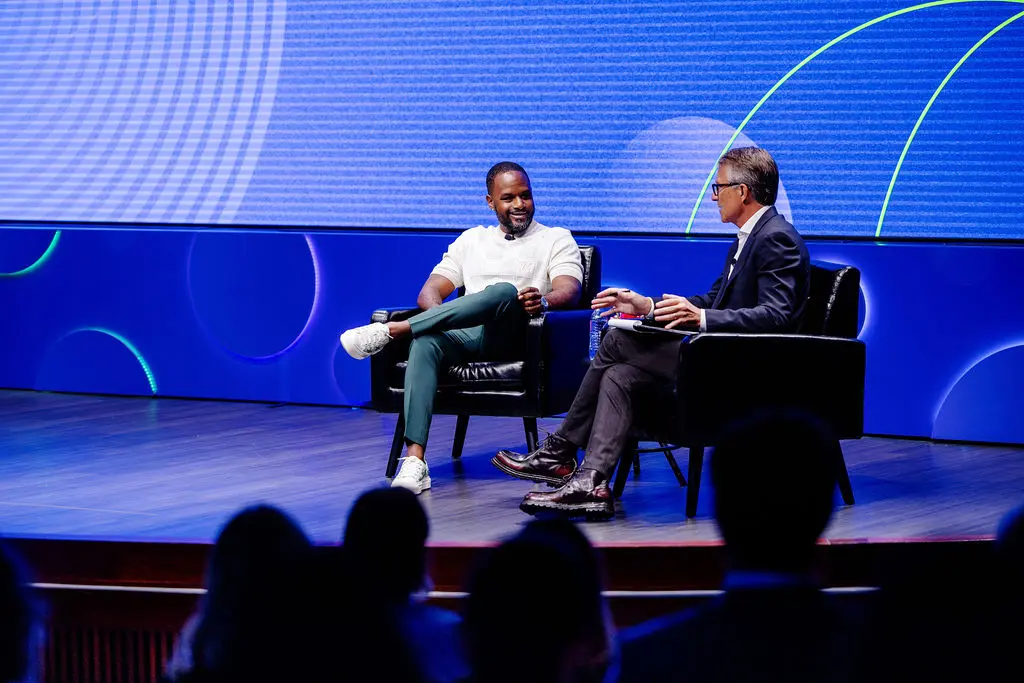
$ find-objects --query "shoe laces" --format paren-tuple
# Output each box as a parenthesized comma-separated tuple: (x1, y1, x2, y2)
(395, 456, 426, 478)
(368, 324, 391, 344)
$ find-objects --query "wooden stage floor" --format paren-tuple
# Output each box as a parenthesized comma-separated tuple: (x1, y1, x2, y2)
(1, 389, 1022, 549)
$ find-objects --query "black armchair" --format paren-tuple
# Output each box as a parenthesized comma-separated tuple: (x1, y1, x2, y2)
(615, 260, 865, 518)
(369, 246, 602, 477)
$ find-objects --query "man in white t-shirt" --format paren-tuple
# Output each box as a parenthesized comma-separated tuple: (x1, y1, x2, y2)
(339, 162, 584, 493)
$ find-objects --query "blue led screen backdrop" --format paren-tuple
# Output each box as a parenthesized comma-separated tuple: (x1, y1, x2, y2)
(0, 0, 1021, 238)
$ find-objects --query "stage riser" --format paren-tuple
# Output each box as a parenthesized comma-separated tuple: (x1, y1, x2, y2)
(14, 538, 996, 592)
(44, 627, 177, 683)
(34, 590, 708, 683)
(37, 590, 192, 683)
(14, 537, 996, 683)
(35, 589, 886, 683)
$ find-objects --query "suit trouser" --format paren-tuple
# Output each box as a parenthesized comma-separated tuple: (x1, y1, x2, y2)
(555, 328, 682, 476)
(403, 283, 526, 448)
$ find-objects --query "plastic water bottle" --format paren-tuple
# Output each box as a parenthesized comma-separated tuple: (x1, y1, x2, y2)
(589, 309, 607, 360)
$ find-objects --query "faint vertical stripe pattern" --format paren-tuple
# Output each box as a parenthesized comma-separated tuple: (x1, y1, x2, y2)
(0, 0, 287, 224)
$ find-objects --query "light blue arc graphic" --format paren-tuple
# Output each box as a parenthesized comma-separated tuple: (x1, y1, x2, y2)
(60, 327, 158, 394)
(684, 0, 1024, 234)
(0, 230, 61, 278)
(933, 340, 1024, 424)
(876, 10, 1024, 237)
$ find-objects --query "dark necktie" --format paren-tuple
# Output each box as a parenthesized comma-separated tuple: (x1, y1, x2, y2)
(712, 235, 742, 309)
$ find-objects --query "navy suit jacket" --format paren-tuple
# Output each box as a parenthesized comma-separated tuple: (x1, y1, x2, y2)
(687, 206, 809, 333)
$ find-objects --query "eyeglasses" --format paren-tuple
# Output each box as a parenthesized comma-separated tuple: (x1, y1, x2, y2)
(711, 182, 743, 195)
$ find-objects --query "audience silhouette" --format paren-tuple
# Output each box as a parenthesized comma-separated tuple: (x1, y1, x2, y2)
(463, 518, 612, 683)
(165, 504, 314, 683)
(343, 487, 468, 683)
(616, 409, 867, 683)
(0, 539, 39, 683)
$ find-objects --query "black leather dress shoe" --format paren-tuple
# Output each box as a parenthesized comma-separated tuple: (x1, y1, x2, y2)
(519, 468, 615, 521)
(490, 433, 578, 486)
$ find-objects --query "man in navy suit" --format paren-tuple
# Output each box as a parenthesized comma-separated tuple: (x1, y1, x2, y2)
(491, 147, 810, 519)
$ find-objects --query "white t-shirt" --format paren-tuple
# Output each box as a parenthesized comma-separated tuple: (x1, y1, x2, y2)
(431, 220, 583, 295)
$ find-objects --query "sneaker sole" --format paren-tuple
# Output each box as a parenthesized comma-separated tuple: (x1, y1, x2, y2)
(391, 476, 432, 495)
(519, 498, 614, 521)
(490, 456, 574, 487)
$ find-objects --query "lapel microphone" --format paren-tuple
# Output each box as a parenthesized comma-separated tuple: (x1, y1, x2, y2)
(504, 232, 515, 241)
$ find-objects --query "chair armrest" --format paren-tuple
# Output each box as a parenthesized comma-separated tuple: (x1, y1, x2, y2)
(368, 307, 419, 408)
(371, 307, 421, 324)
(677, 333, 865, 441)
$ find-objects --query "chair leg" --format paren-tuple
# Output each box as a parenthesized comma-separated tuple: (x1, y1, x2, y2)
(662, 443, 687, 488)
(632, 452, 641, 476)
(523, 417, 539, 453)
(613, 439, 638, 499)
(685, 447, 704, 518)
(386, 415, 405, 478)
(836, 441, 855, 505)
(452, 414, 470, 460)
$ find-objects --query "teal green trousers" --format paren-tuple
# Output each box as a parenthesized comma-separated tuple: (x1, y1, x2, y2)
(403, 282, 526, 447)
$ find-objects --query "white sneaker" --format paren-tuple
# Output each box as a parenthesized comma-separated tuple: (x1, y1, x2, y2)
(340, 322, 392, 359)
(391, 457, 431, 494)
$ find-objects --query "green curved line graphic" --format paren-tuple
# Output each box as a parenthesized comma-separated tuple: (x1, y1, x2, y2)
(69, 327, 158, 394)
(0, 231, 61, 277)
(876, 10, 1024, 237)
(684, 0, 1024, 234)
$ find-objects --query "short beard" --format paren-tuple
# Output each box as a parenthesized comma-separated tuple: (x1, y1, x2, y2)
(502, 216, 532, 235)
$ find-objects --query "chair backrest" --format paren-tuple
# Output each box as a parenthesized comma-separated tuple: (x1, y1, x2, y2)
(455, 245, 601, 309)
(801, 261, 861, 339)
(577, 245, 601, 308)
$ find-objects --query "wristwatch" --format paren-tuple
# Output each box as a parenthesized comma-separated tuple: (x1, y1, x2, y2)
(540, 296, 550, 312)
(644, 296, 657, 321)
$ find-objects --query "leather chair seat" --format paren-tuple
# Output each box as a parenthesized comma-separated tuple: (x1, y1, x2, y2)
(392, 360, 525, 391)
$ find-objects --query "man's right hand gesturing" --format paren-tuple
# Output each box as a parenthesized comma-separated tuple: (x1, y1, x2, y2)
(591, 288, 654, 318)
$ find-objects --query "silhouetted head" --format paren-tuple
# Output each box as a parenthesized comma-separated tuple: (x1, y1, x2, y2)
(0, 540, 38, 683)
(204, 504, 311, 595)
(711, 409, 838, 573)
(192, 505, 313, 677)
(343, 487, 429, 600)
(464, 519, 610, 683)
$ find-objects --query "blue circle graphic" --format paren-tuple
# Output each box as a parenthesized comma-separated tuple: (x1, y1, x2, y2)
(188, 232, 320, 361)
